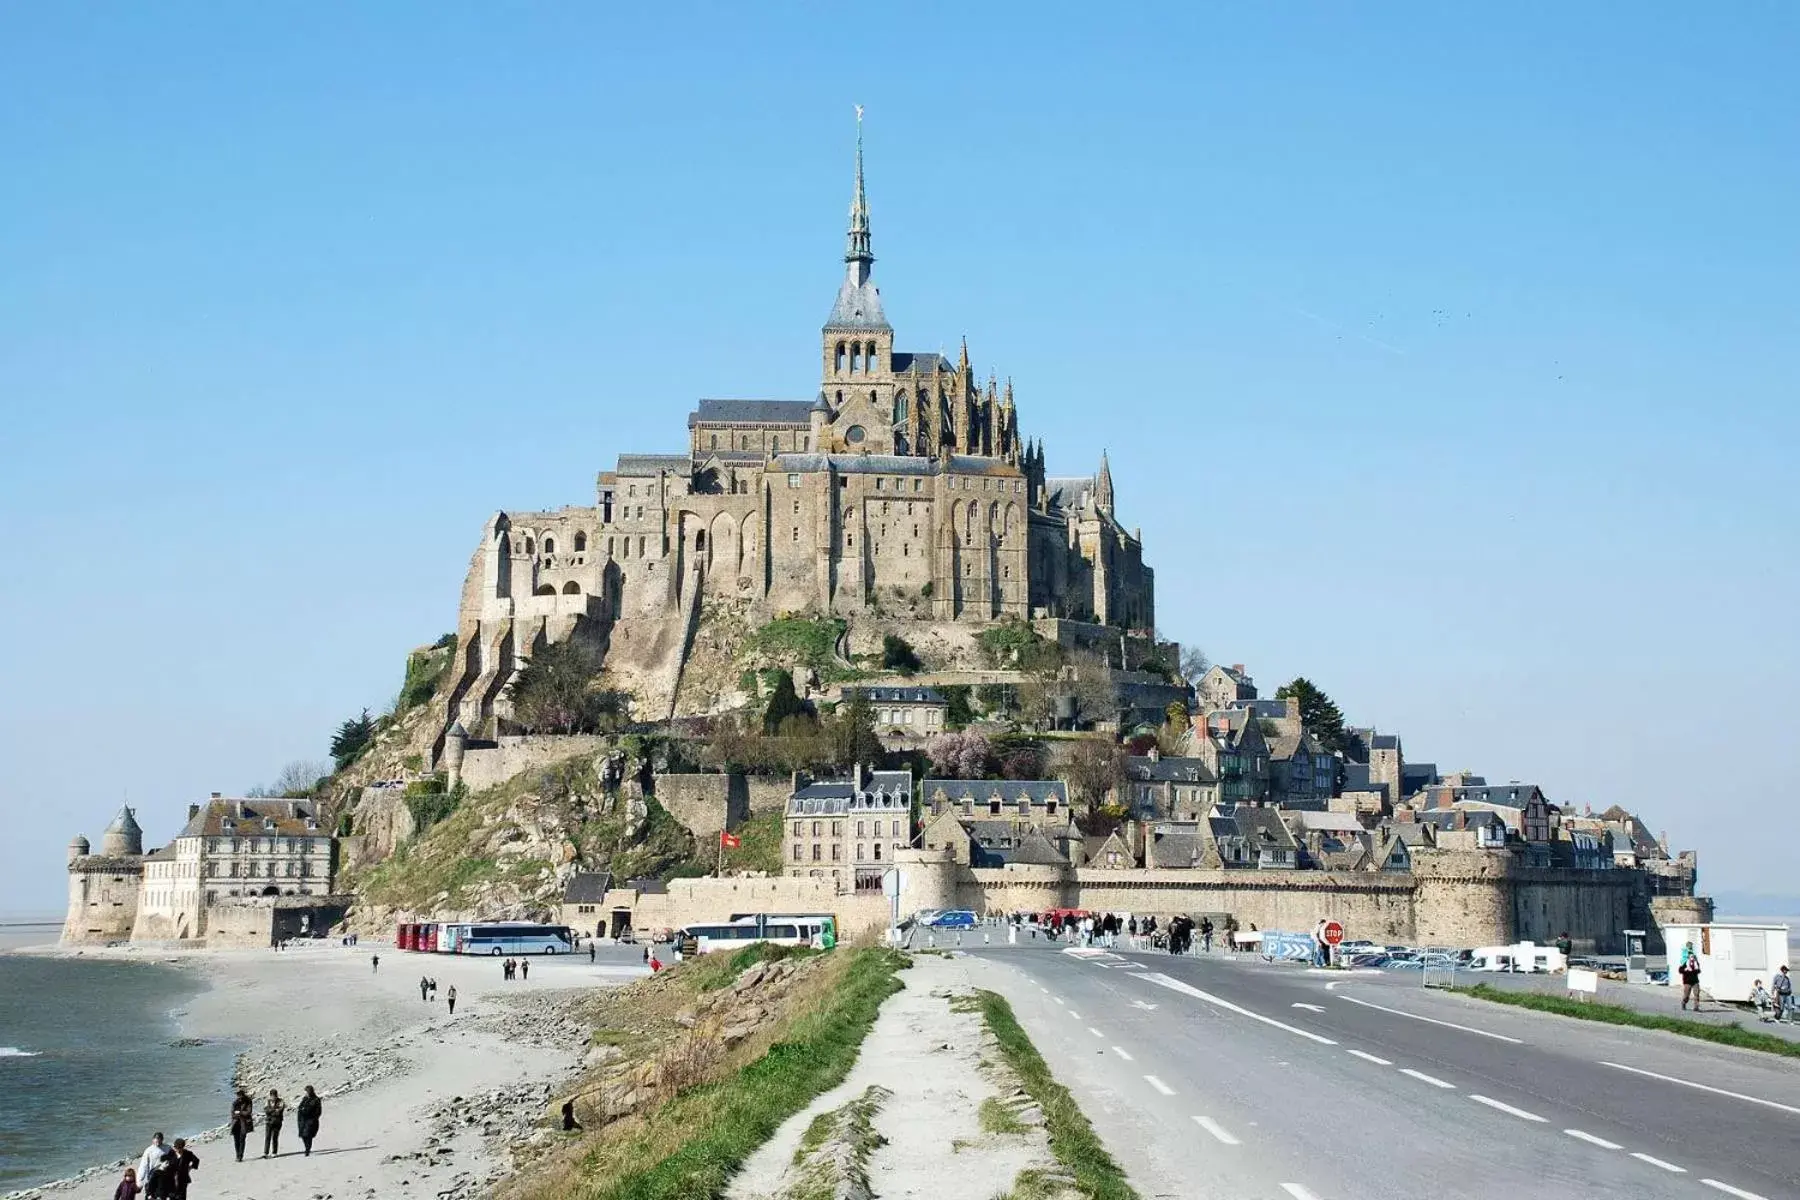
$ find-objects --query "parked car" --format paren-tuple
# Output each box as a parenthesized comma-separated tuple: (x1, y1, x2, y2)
(926, 910, 977, 929)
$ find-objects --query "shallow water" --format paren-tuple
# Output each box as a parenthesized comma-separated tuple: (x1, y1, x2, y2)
(0, 949, 237, 1191)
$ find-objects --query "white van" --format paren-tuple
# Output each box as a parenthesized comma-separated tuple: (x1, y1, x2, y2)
(1468, 941, 1566, 974)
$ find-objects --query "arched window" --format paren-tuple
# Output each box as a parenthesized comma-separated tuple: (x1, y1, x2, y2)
(696, 529, 706, 550)
(710, 434, 718, 449)
(772, 436, 781, 453)
(543, 536, 555, 555)
(535, 584, 555, 596)
(524, 537, 535, 555)
(849, 343, 861, 374)
(893, 392, 908, 424)
(562, 581, 581, 594)
(574, 531, 587, 552)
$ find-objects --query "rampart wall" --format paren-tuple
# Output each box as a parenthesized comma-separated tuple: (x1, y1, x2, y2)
(458, 735, 611, 793)
(652, 773, 750, 840)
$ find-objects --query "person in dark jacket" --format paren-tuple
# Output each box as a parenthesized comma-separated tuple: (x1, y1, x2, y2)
(112, 1167, 139, 1200)
(229, 1090, 254, 1161)
(296, 1085, 323, 1156)
(169, 1139, 198, 1200)
(262, 1088, 287, 1158)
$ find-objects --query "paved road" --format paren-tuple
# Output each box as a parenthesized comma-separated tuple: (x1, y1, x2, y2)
(954, 942, 1799, 1200)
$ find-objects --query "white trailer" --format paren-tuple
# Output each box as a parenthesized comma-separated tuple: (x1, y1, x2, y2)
(1660, 922, 1791, 1003)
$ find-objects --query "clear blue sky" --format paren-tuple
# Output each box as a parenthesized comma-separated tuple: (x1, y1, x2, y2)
(3, 4, 1796, 914)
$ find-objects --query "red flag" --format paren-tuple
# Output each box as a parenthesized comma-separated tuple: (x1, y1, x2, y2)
(719, 831, 742, 849)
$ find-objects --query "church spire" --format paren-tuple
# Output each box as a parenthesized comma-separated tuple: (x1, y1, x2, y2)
(845, 104, 872, 276)
(1096, 450, 1115, 513)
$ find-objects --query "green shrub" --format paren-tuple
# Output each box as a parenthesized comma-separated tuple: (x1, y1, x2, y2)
(744, 616, 847, 672)
(881, 633, 922, 673)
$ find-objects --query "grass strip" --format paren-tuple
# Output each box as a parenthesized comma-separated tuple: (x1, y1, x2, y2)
(596, 947, 908, 1200)
(1455, 984, 1800, 1059)
(973, 990, 1139, 1200)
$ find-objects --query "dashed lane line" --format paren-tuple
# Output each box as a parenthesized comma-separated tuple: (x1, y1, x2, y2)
(1067, 1010, 1081, 1019)
(1563, 1129, 1622, 1150)
(1280, 1184, 1322, 1200)
(1468, 1094, 1546, 1123)
(1144, 1074, 1176, 1096)
(1191, 1116, 1240, 1146)
(1599, 1061, 1800, 1117)
(1111, 1046, 1135, 1062)
(1087, 1027, 1104, 1039)
(1338, 994, 1523, 1044)
(1344, 1049, 1393, 1066)
(1631, 1152, 1687, 1174)
(1701, 1180, 1770, 1199)
(1140, 972, 1338, 1046)
(1398, 1068, 1455, 1089)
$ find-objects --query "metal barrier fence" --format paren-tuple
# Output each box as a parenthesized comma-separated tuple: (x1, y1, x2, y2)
(1422, 946, 1460, 989)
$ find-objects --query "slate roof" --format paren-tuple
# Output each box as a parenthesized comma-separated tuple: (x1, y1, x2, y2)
(845, 686, 946, 705)
(774, 453, 937, 476)
(1124, 756, 1216, 784)
(1008, 827, 1070, 866)
(1147, 826, 1202, 868)
(1228, 806, 1300, 852)
(1401, 763, 1438, 793)
(1340, 763, 1386, 795)
(960, 819, 1069, 867)
(1415, 809, 1507, 833)
(177, 799, 324, 839)
(1450, 784, 1544, 809)
(926, 779, 1069, 805)
(891, 352, 952, 373)
(1230, 699, 1290, 719)
(1369, 734, 1401, 751)
(789, 770, 914, 813)
(1288, 811, 1366, 834)
(1044, 477, 1095, 512)
(615, 454, 692, 476)
(562, 871, 614, 903)
(689, 399, 816, 427)
(826, 275, 890, 330)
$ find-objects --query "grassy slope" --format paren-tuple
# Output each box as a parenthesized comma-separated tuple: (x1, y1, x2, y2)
(1456, 984, 1800, 1060)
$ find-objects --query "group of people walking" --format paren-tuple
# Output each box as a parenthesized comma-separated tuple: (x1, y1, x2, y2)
(501, 956, 530, 981)
(418, 975, 458, 1013)
(114, 1088, 321, 1199)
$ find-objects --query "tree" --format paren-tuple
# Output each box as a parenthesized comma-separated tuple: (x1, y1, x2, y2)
(824, 692, 885, 768)
(271, 759, 332, 796)
(1276, 677, 1348, 755)
(881, 633, 922, 674)
(762, 670, 808, 735)
(1062, 737, 1126, 818)
(927, 730, 995, 779)
(1179, 646, 1212, 685)
(506, 639, 627, 734)
(330, 709, 376, 771)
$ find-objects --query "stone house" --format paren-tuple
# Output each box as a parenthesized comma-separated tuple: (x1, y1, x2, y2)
(1196, 664, 1256, 713)
(1118, 752, 1218, 821)
(1414, 808, 1509, 851)
(1082, 826, 1140, 870)
(924, 779, 1071, 829)
(560, 870, 614, 936)
(783, 766, 913, 891)
(1203, 805, 1300, 869)
(1239, 698, 1337, 810)
(918, 808, 1070, 868)
(133, 797, 338, 941)
(1187, 709, 1271, 805)
(843, 685, 948, 747)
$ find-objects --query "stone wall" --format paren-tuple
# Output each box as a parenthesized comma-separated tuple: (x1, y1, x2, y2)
(458, 735, 610, 793)
(746, 774, 795, 815)
(602, 876, 893, 940)
(653, 773, 750, 840)
(206, 896, 354, 949)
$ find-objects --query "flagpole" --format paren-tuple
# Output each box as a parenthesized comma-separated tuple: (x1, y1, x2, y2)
(716, 831, 725, 877)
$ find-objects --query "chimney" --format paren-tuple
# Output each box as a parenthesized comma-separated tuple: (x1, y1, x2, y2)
(791, 770, 803, 795)
(1148, 745, 1160, 762)
(188, 803, 200, 822)
(1232, 664, 1245, 674)
(210, 792, 221, 799)
(1395, 808, 1415, 823)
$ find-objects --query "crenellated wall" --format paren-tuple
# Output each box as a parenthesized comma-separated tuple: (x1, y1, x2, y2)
(62, 858, 142, 945)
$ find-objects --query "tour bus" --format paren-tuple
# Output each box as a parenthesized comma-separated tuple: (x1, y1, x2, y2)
(459, 922, 575, 955)
(679, 913, 837, 956)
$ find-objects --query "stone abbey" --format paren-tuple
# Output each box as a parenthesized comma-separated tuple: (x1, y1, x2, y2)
(448, 120, 1153, 732)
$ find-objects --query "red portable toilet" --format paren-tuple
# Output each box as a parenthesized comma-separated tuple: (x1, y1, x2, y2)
(395, 922, 409, 950)
(423, 923, 439, 953)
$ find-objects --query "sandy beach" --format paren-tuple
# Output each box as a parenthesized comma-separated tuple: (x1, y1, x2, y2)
(7, 941, 647, 1200)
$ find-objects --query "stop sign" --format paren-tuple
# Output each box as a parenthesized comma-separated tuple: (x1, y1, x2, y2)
(1323, 920, 1345, 946)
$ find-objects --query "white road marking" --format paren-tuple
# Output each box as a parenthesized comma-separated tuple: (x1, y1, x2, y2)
(1111, 1046, 1134, 1061)
(1088, 1027, 1104, 1039)
(1469, 1094, 1546, 1122)
(1345, 1049, 1393, 1066)
(1701, 1180, 1770, 1199)
(1067, 1010, 1081, 1019)
(1291, 1002, 1326, 1012)
(1399, 1068, 1455, 1089)
(1599, 1061, 1800, 1117)
(1191, 1115, 1240, 1145)
(1144, 1074, 1176, 1096)
(1130, 999, 1159, 1011)
(1631, 1152, 1687, 1174)
(1141, 973, 1338, 1045)
(1325, 981, 1341, 991)
(1280, 1184, 1322, 1200)
(1338, 995, 1523, 1043)
(1563, 1129, 1622, 1150)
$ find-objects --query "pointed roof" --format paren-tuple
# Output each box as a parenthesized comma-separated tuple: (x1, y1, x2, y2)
(105, 805, 142, 836)
(1095, 450, 1115, 512)
(826, 107, 889, 331)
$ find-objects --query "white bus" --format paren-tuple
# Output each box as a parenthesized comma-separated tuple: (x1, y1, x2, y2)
(461, 922, 574, 955)
(678, 913, 836, 955)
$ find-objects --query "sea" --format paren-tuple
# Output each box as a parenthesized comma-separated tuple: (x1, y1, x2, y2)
(0, 922, 238, 1194)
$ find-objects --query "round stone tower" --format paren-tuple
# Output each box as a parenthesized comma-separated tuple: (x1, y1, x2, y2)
(99, 805, 143, 858)
(67, 834, 90, 864)
(442, 721, 468, 789)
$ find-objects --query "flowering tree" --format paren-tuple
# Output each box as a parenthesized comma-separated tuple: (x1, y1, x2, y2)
(927, 730, 994, 779)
